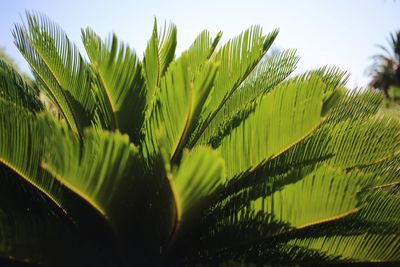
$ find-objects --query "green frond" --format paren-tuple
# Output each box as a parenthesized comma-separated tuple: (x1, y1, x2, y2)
(0, 59, 43, 112)
(189, 28, 278, 146)
(205, 165, 368, 242)
(201, 98, 399, 254)
(233, 49, 299, 105)
(159, 146, 226, 264)
(0, 99, 65, 209)
(326, 89, 383, 123)
(281, 202, 400, 265)
(143, 19, 177, 105)
(194, 49, 300, 147)
(271, 184, 400, 262)
(194, 169, 399, 264)
(315, 66, 350, 94)
(208, 159, 326, 227)
(250, 166, 368, 228)
(0, 100, 127, 264)
(357, 185, 400, 226)
(354, 155, 400, 185)
(82, 29, 146, 142)
(42, 127, 178, 264)
(41, 128, 138, 216)
(141, 53, 219, 165)
(0, 99, 127, 264)
(249, 174, 400, 263)
(218, 75, 325, 180)
(159, 21, 178, 77)
(287, 233, 400, 262)
(13, 12, 97, 134)
(291, 66, 349, 94)
(322, 115, 400, 168)
(268, 113, 400, 176)
(167, 146, 225, 228)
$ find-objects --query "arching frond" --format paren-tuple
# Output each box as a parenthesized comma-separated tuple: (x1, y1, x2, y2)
(325, 116, 399, 168)
(143, 19, 177, 105)
(42, 129, 138, 216)
(264, 113, 400, 178)
(206, 26, 276, 113)
(207, 159, 328, 228)
(249, 166, 367, 228)
(189, 28, 278, 146)
(41, 127, 178, 265)
(218, 75, 326, 180)
(326, 89, 383, 123)
(169, 147, 225, 223)
(194, 49, 300, 147)
(187, 170, 400, 264)
(290, 66, 349, 94)
(82, 29, 146, 142)
(0, 101, 125, 265)
(141, 53, 219, 165)
(355, 155, 400, 185)
(13, 12, 96, 134)
(202, 166, 366, 241)
(0, 99, 65, 208)
(280, 195, 400, 263)
(286, 233, 400, 262)
(263, 185, 400, 263)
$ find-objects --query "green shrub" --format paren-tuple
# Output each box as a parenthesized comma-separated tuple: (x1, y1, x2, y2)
(0, 12, 399, 266)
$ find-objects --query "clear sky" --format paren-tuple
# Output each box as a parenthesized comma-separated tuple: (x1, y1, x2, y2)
(1, 0, 399, 88)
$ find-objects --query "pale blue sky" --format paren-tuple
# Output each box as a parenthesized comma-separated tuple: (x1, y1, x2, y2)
(1, 0, 399, 87)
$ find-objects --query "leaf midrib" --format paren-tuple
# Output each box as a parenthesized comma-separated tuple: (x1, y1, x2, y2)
(25, 34, 81, 134)
(95, 68, 118, 129)
(41, 162, 107, 216)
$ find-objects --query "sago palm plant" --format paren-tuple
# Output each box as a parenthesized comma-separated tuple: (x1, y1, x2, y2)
(0, 12, 399, 266)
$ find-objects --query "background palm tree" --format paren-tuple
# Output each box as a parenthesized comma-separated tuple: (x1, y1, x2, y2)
(368, 30, 400, 99)
(0, 12, 399, 266)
